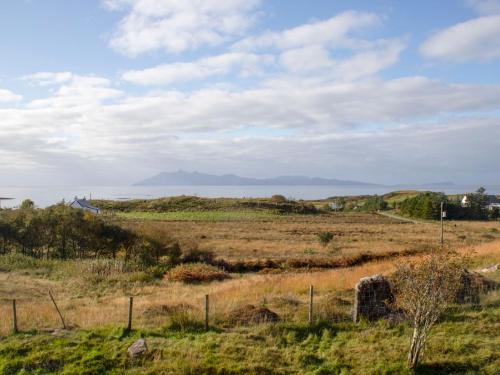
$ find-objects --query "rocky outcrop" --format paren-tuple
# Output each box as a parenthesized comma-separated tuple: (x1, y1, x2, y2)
(353, 274, 394, 323)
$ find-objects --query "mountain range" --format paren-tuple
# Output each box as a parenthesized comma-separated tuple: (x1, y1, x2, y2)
(134, 171, 379, 186)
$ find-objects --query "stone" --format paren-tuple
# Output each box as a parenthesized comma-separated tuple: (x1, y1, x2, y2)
(127, 339, 148, 359)
(478, 264, 498, 273)
(352, 274, 394, 323)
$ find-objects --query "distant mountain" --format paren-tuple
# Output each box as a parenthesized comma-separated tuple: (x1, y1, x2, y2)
(133, 170, 379, 186)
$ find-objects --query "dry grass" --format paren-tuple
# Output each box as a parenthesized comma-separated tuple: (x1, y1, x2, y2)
(166, 263, 230, 283)
(1, 239, 497, 336)
(121, 212, 500, 261)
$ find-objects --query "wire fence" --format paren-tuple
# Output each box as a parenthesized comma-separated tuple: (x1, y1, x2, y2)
(1, 274, 498, 336)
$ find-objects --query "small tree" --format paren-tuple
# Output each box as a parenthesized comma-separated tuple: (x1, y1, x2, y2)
(317, 231, 334, 246)
(393, 252, 464, 369)
(20, 199, 35, 210)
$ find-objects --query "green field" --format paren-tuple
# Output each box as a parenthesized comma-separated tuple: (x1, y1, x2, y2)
(117, 210, 281, 221)
(1, 297, 498, 374)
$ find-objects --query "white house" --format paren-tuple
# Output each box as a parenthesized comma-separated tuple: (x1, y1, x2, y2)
(69, 197, 100, 214)
(461, 194, 500, 210)
(461, 195, 469, 207)
(488, 203, 500, 211)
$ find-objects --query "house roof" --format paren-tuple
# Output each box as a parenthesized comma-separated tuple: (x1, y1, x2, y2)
(71, 198, 99, 211)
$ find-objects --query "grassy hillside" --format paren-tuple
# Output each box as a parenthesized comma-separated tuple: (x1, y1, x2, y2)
(91, 196, 318, 215)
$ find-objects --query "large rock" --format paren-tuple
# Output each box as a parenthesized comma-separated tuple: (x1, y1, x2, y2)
(353, 274, 394, 323)
(127, 339, 148, 359)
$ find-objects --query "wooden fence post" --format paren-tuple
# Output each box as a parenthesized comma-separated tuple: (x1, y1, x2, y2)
(308, 285, 314, 325)
(49, 291, 67, 329)
(12, 299, 18, 334)
(127, 296, 134, 332)
(205, 294, 209, 331)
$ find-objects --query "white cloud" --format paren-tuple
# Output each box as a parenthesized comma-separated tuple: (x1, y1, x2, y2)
(22, 72, 73, 86)
(0, 89, 22, 103)
(465, 0, 500, 15)
(279, 38, 406, 79)
(122, 52, 274, 85)
(420, 15, 500, 62)
(26, 73, 123, 109)
(234, 11, 380, 51)
(104, 0, 262, 56)
(2, 73, 500, 184)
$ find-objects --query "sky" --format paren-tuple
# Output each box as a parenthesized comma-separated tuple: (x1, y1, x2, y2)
(0, 0, 499, 186)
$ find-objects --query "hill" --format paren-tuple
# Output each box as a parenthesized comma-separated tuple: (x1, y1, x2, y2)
(133, 170, 379, 186)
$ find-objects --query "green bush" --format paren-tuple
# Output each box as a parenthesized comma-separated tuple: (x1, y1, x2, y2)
(361, 195, 388, 212)
(317, 231, 334, 246)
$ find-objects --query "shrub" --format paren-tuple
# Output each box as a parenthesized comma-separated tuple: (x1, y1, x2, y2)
(271, 195, 287, 203)
(392, 251, 465, 369)
(361, 195, 388, 212)
(167, 263, 230, 283)
(317, 231, 334, 246)
(181, 246, 215, 264)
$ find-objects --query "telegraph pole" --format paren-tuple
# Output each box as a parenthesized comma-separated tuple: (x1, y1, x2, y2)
(440, 202, 444, 249)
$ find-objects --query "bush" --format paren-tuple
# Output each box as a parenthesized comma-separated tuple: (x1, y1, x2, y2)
(271, 195, 287, 203)
(317, 231, 334, 246)
(167, 263, 230, 283)
(399, 192, 447, 220)
(181, 246, 215, 264)
(361, 195, 387, 212)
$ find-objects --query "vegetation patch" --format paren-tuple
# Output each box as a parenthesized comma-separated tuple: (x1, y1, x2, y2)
(166, 263, 230, 283)
(227, 304, 280, 325)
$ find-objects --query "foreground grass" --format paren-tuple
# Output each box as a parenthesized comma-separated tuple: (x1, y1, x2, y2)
(117, 210, 281, 222)
(1, 300, 498, 375)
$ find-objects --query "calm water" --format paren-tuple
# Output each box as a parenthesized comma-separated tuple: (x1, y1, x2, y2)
(1, 185, 499, 208)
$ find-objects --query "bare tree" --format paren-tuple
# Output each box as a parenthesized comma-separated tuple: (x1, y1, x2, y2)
(393, 252, 464, 369)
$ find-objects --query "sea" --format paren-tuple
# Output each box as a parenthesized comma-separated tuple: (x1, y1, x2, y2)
(1, 184, 499, 209)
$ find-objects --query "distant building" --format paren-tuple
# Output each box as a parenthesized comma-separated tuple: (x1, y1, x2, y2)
(69, 197, 100, 214)
(461, 195, 469, 207)
(461, 194, 500, 209)
(488, 203, 500, 211)
(329, 202, 342, 211)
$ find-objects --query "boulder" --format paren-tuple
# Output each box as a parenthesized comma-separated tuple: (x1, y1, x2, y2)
(353, 274, 394, 323)
(127, 339, 148, 359)
(478, 264, 498, 273)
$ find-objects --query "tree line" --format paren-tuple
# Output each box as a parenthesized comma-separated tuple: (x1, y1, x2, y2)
(399, 189, 499, 220)
(0, 200, 178, 266)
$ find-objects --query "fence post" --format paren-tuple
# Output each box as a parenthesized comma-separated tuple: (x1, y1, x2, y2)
(308, 285, 314, 325)
(127, 296, 134, 332)
(205, 294, 209, 331)
(48, 291, 67, 329)
(12, 299, 18, 334)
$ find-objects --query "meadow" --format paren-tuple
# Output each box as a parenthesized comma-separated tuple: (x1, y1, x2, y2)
(0, 194, 499, 374)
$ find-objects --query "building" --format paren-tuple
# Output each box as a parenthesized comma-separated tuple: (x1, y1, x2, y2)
(461, 194, 500, 210)
(69, 197, 100, 214)
(488, 203, 500, 211)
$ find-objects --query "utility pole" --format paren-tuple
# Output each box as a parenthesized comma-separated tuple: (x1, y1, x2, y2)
(440, 202, 444, 249)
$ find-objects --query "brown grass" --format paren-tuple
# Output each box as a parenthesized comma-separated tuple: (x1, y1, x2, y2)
(121, 212, 500, 261)
(0, 231, 498, 336)
(166, 263, 230, 283)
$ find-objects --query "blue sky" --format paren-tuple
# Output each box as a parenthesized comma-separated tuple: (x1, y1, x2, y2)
(0, 0, 499, 185)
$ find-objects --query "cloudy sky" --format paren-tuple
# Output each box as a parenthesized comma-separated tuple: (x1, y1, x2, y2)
(1, 0, 499, 186)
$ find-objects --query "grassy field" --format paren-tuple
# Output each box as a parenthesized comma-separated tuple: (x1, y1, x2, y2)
(0, 240, 498, 374)
(119, 211, 500, 261)
(0, 197, 499, 374)
(1, 300, 499, 374)
(118, 210, 280, 222)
